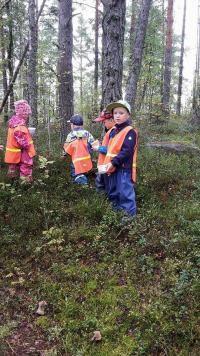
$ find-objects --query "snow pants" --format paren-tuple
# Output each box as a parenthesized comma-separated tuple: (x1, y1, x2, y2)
(105, 169, 136, 216)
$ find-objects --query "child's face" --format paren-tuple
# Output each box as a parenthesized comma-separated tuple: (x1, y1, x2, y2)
(103, 118, 114, 130)
(113, 107, 130, 125)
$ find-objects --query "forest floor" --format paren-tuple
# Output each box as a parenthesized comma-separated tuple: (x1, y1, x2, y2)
(0, 118, 199, 355)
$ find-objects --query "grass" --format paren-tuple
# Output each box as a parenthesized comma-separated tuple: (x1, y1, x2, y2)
(0, 119, 199, 355)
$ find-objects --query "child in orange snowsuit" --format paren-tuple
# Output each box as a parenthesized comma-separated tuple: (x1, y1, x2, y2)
(4, 100, 36, 182)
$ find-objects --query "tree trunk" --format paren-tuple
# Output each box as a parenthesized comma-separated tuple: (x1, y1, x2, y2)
(6, 0, 14, 110)
(176, 0, 186, 116)
(101, 0, 126, 108)
(191, 0, 200, 127)
(125, 0, 153, 112)
(0, 15, 8, 119)
(58, 0, 74, 143)
(94, 0, 100, 110)
(28, 0, 38, 126)
(162, 0, 174, 118)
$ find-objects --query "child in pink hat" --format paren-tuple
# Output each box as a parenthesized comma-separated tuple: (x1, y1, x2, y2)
(4, 100, 36, 182)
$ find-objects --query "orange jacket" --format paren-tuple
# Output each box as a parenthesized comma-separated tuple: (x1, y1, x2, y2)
(5, 125, 36, 164)
(64, 138, 92, 175)
(104, 126, 138, 183)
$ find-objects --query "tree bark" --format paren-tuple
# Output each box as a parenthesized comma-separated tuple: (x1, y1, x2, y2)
(28, 0, 38, 126)
(0, 15, 8, 119)
(125, 0, 153, 112)
(191, 0, 200, 127)
(101, 0, 126, 108)
(176, 0, 186, 116)
(162, 0, 174, 118)
(93, 0, 100, 111)
(6, 0, 14, 110)
(58, 0, 74, 143)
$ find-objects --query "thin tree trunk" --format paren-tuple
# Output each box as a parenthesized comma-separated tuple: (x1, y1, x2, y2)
(125, 0, 153, 112)
(28, 0, 38, 126)
(0, 0, 46, 114)
(58, 0, 74, 143)
(0, 15, 8, 119)
(101, 0, 126, 108)
(94, 0, 100, 110)
(6, 0, 14, 110)
(162, 0, 174, 118)
(176, 0, 186, 116)
(191, 0, 200, 127)
(160, 0, 165, 99)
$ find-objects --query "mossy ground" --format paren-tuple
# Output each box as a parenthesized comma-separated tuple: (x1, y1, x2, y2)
(0, 119, 199, 355)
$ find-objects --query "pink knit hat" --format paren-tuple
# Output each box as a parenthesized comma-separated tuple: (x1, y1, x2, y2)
(14, 100, 32, 117)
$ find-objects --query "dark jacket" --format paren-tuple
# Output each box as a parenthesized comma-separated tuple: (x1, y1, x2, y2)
(109, 121, 136, 170)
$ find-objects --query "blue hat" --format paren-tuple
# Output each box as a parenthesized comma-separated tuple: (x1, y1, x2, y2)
(69, 115, 83, 126)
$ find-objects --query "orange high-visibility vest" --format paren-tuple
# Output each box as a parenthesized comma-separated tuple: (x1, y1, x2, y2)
(5, 125, 36, 164)
(64, 138, 92, 175)
(97, 128, 113, 166)
(104, 126, 138, 183)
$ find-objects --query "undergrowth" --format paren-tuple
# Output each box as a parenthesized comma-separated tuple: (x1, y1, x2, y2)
(0, 121, 199, 355)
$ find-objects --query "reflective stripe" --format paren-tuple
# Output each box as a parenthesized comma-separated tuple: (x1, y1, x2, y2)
(6, 147, 21, 152)
(73, 155, 91, 163)
(132, 163, 136, 168)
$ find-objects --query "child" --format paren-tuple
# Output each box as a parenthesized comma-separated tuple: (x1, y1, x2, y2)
(63, 114, 95, 185)
(4, 99, 36, 182)
(93, 109, 115, 133)
(93, 110, 115, 192)
(101, 100, 138, 217)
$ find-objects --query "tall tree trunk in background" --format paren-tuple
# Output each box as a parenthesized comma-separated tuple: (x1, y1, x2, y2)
(191, 0, 200, 127)
(125, 0, 153, 111)
(93, 0, 100, 111)
(28, 0, 38, 126)
(176, 0, 186, 116)
(160, 0, 165, 99)
(58, 0, 74, 143)
(162, 0, 174, 118)
(80, 28, 83, 116)
(101, 0, 126, 108)
(0, 16, 8, 119)
(6, 1, 14, 110)
(128, 0, 137, 71)
(0, 0, 46, 115)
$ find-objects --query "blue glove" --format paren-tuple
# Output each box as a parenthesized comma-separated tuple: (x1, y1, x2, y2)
(98, 146, 107, 154)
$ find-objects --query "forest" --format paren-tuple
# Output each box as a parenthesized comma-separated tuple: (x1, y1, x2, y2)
(0, 0, 199, 354)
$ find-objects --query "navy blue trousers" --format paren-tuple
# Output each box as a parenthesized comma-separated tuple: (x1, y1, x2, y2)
(105, 169, 136, 216)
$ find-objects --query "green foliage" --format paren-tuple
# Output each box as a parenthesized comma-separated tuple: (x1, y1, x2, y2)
(0, 120, 199, 354)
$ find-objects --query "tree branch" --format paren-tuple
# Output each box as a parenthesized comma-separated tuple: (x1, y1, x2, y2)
(43, 61, 58, 77)
(0, 0, 12, 12)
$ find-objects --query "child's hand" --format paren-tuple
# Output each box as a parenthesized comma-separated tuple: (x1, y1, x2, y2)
(0, 145, 3, 150)
(91, 140, 100, 151)
(106, 162, 116, 175)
